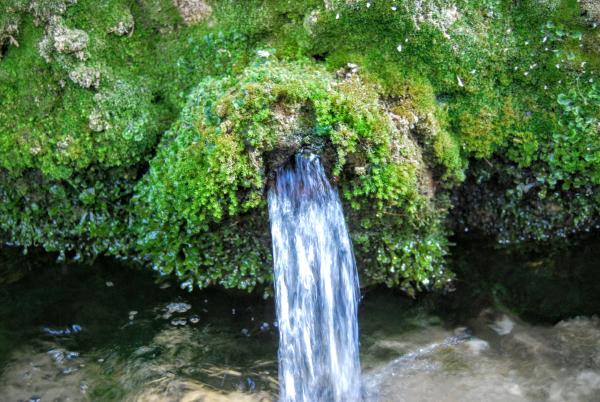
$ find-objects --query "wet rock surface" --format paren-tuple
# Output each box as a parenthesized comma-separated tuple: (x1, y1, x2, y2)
(363, 313, 600, 402)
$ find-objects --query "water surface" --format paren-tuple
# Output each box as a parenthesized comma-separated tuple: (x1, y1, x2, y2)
(0, 238, 599, 401)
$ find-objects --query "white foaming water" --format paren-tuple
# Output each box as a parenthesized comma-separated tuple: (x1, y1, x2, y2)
(268, 153, 361, 402)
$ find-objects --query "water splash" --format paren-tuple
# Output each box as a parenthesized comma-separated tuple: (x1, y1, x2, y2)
(268, 153, 361, 402)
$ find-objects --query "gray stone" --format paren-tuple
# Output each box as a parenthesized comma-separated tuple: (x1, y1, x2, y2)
(109, 11, 135, 36)
(172, 0, 212, 25)
(68, 65, 101, 89)
(53, 23, 88, 54)
(89, 109, 109, 132)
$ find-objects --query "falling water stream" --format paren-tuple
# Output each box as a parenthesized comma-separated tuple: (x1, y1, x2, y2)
(268, 154, 362, 402)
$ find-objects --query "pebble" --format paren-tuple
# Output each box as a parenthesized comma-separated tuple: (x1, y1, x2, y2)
(66, 351, 80, 359)
(506, 383, 523, 396)
(171, 317, 187, 326)
(165, 302, 192, 314)
(464, 338, 490, 355)
(489, 315, 515, 335)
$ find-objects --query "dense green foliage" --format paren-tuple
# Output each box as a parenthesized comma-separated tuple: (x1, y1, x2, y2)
(0, 0, 599, 292)
(133, 60, 453, 290)
(0, 0, 166, 179)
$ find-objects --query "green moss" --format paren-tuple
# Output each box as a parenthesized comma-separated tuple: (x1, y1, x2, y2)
(0, 166, 137, 261)
(1, 0, 599, 292)
(133, 59, 451, 291)
(0, 1, 165, 179)
(433, 128, 464, 183)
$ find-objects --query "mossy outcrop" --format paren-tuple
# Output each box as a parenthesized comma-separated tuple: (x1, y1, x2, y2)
(132, 60, 454, 291)
(1, 0, 599, 293)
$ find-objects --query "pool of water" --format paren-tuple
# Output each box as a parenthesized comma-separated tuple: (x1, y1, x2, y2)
(0, 238, 599, 401)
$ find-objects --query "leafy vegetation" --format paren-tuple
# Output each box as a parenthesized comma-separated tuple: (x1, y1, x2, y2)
(0, 0, 598, 292)
(133, 59, 452, 291)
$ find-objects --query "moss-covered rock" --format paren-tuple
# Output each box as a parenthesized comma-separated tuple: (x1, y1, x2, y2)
(132, 59, 453, 291)
(0, 0, 599, 293)
(0, 0, 167, 180)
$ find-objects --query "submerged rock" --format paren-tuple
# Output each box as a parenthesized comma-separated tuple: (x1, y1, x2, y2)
(165, 302, 192, 314)
(170, 317, 187, 326)
(163, 302, 192, 319)
(364, 311, 600, 402)
(488, 315, 515, 336)
(463, 338, 489, 355)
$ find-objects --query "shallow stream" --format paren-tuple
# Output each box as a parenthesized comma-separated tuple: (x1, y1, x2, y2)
(0, 238, 599, 401)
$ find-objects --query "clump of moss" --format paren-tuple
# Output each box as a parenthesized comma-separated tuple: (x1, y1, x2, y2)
(0, 0, 172, 179)
(0, 0, 182, 264)
(133, 59, 453, 292)
(0, 166, 137, 261)
(1, 0, 599, 293)
(445, 2, 600, 241)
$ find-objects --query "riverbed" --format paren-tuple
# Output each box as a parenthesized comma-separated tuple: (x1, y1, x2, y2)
(0, 238, 599, 401)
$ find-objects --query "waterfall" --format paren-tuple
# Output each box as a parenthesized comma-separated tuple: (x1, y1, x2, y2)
(268, 153, 362, 402)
